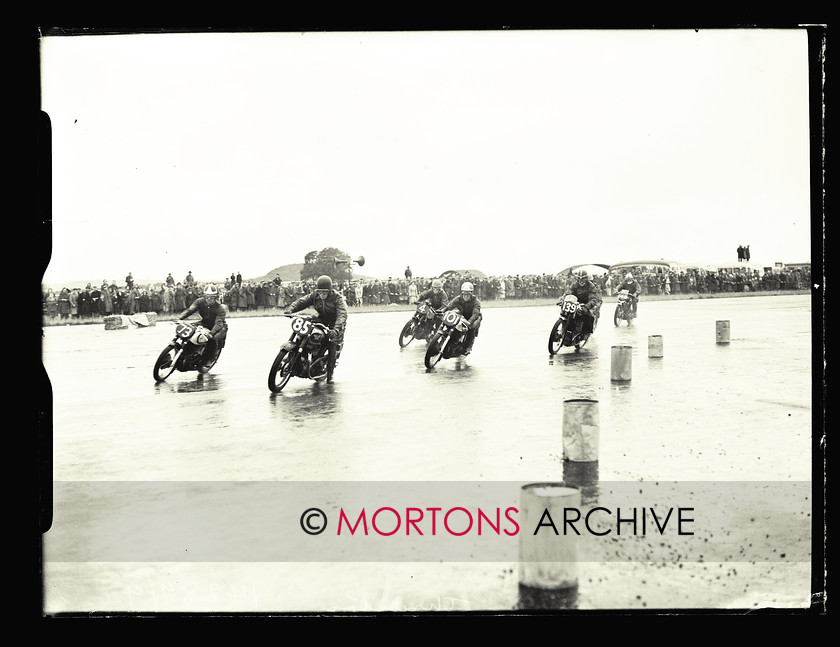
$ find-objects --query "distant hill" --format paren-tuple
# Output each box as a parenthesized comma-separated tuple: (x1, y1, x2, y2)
(248, 263, 374, 284)
(249, 263, 306, 283)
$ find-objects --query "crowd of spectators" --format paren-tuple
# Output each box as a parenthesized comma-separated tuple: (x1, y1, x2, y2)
(42, 265, 811, 323)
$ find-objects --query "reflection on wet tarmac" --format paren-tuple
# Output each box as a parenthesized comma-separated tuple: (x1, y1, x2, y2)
(268, 384, 344, 421)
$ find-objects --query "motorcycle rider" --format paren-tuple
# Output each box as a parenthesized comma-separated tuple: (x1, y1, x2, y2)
(175, 283, 228, 371)
(285, 275, 347, 383)
(416, 278, 449, 309)
(444, 281, 482, 356)
(614, 272, 641, 317)
(562, 270, 602, 336)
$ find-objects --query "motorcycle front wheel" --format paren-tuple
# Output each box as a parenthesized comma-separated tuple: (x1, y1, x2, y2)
(153, 344, 181, 382)
(548, 319, 564, 355)
(614, 305, 623, 326)
(425, 332, 446, 369)
(399, 319, 417, 347)
(268, 349, 297, 393)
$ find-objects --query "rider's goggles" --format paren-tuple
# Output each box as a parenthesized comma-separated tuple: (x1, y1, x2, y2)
(315, 289, 330, 299)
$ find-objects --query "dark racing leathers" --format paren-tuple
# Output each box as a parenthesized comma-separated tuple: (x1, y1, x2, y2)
(416, 288, 449, 310)
(563, 281, 602, 335)
(445, 294, 482, 354)
(286, 289, 348, 380)
(177, 297, 229, 365)
(614, 278, 640, 315)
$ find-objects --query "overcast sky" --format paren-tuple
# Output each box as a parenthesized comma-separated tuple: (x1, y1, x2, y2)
(40, 28, 815, 285)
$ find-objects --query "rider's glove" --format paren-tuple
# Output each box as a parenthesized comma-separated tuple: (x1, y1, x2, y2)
(579, 305, 588, 315)
(328, 329, 338, 341)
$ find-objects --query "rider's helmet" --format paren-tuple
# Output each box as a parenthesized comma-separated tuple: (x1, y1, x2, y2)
(578, 271, 590, 285)
(625, 273, 634, 281)
(315, 275, 332, 299)
(203, 284, 219, 299)
(431, 279, 443, 291)
(461, 281, 475, 300)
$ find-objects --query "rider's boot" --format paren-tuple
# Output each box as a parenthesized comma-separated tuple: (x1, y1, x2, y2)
(198, 342, 216, 373)
(326, 340, 338, 383)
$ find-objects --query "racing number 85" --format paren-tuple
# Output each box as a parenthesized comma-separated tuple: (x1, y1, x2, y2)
(292, 317, 312, 335)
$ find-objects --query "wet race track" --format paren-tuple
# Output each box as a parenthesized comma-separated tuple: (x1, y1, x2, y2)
(41, 294, 817, 614)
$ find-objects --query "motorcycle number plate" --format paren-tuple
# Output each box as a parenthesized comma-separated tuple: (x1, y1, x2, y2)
(291, 317, 312, 334)
(442, 310, 460, 326)
(175, 322, 193, 338)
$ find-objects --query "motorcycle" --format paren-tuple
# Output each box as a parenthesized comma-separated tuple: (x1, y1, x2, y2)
(614, 289, 635, 326)
(153, 319, 221, 382)
(547, 294, 594, 354)
(268, 314, 334, 393)
(399, 301, 443, 347)
(424, 309, 472, 368)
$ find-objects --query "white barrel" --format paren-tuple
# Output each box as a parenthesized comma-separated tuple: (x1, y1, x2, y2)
(611, 345, 632, 381)
(716, 320, 730, 344)
(562, 399, 600, 462)
(648, 334, 664, 358)
(519, 483, 580, 595)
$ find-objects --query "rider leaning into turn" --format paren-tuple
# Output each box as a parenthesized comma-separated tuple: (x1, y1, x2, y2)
(445, 281, 482, 356)
(614, 272, 641, 316)
(284, 275, 348, 383)
(563, 270, 602, 335)
(176, 283, 228, 369)
(416, 279, 449, 309)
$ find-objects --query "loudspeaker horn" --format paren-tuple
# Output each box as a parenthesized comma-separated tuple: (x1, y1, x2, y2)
(334, 255, 366, 268)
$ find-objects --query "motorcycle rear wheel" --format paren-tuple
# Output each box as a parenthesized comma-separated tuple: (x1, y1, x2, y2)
(198, 346, 222, 374)
(425, 332, 445, 369)
(399, 319, 417, 347)
(548, 319, 564, 355)
(268, 349, 296, 393)
(308, 355, 329, 381)
(153, 344, 181, 382)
